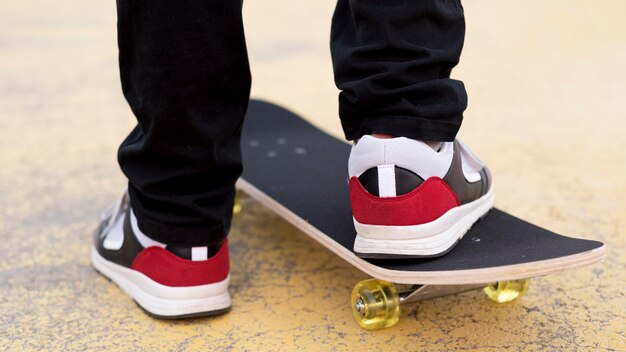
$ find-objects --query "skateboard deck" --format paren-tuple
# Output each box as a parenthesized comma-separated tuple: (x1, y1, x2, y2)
(238, 100, 605, 286)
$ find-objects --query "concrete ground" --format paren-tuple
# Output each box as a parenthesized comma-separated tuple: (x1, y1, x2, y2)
(1, 0, 624, 350)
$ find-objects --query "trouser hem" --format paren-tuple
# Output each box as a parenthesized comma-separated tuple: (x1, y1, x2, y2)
(342, 115, 462, 142)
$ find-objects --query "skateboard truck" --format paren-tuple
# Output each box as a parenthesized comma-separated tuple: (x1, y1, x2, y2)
(351, 279, 531, 330)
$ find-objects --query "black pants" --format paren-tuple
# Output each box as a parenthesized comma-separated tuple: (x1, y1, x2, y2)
(116, 0, 467, 247)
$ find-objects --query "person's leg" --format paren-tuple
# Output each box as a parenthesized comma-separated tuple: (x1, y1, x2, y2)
(332, 1, 494, 258)
(117, 0, 251, 249)
(331, 0, 466, 142)
(92, 0, 250, 318)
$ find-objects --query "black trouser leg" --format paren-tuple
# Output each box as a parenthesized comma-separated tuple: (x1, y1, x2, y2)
(331, 0, 467, 141)
(116, 0, 251, 247)
(115, 0, 465, 247)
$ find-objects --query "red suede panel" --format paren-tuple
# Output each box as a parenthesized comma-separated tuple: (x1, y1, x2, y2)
(131, 240, 229, 287)
(349, 177, 460, 226)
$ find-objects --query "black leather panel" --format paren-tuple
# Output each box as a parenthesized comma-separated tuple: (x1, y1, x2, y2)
(358, 166, 424, 197)
(165, 242, 223, 259)
(166, 246, 192, 259)
(394, 166, 424, 196)
(358, 167, 379, 196)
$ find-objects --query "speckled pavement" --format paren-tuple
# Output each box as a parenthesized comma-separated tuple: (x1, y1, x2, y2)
(1, 1, 624, 351)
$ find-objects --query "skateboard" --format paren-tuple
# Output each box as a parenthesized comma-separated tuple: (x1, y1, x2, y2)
(237, 99, 606, 330)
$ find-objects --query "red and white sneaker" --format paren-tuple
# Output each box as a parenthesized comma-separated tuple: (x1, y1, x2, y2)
(91, 188, 231, 318)
(349, 136, 494, 258)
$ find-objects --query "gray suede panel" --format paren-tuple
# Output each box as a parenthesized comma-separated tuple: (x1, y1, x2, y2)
(443, 140, 490, 204)
(95, 208, 145, 268)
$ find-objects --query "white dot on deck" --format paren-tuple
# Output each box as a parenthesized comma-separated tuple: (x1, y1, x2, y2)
(276, 137, 286, 144)
(267, 151, 277, 158)
(294, 147, 306, 155)
(249, 140, 259, 147)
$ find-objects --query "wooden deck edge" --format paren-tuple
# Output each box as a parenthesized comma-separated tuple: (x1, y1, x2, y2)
(237, 179, 606, 285)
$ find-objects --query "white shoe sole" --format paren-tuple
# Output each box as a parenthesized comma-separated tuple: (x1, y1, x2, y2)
(91, 247, 231, 318)
(353, 187, 494, 257)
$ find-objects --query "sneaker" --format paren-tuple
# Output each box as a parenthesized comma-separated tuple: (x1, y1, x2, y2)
(348, 136, 493, 258)
(91, 188, 231, 318)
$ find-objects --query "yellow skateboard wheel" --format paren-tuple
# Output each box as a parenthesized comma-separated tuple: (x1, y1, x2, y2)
(483, 279, 530, 303)
(351, 279, 400, 330)
(233, 189, 242, 215)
